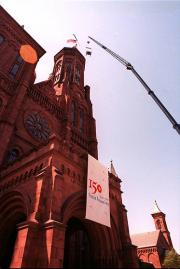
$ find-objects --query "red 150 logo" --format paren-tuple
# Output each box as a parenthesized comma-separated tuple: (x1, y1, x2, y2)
(89, 179, 102, 194)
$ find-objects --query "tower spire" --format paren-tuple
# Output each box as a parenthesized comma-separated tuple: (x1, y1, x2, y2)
(110, 160, 118, 177)
(152, 200, 162, 214)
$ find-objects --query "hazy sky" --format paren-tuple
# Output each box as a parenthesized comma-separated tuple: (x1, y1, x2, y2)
(1, 0, 180, 252)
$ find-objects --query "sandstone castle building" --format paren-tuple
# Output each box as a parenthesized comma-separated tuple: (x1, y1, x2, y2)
(0, 6, 138, 268)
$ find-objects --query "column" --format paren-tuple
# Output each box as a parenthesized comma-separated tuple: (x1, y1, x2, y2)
(38, 220, 66, 268)
(10, 220, 39, 268)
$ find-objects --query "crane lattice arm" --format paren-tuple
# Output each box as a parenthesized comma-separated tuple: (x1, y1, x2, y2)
(88, 36, 180, 135)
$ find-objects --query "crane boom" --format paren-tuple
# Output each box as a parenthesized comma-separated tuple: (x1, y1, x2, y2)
(88, 36, 131, 67)
(88, 36, 180, 135)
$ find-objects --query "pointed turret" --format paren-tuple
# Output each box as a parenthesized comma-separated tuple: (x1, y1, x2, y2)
(110, 160, 118, 177)
(151, 201, 173, 249)
(152, 200, 162, 214)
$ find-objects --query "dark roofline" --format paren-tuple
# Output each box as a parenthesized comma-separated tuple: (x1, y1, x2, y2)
(136, 245, 157, 249)
(54, 47, 85, 64)
(151, 212, 165, 217)
(131, 230, 160, 237)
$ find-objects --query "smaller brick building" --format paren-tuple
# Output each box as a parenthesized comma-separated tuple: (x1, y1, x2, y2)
(131, 201, 173, 268)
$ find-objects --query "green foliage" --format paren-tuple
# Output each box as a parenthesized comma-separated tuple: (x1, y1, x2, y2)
(163, 249, 180, 268)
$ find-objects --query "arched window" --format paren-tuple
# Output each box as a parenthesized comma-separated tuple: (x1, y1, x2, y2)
(9, 55, 24, 78)
(75, 64, 81, 85)
(79, 109, 84, 133)
(66, 62, 72, 83)
(156, 219, 161, 229)
(56, 60, 62, 71)
(6, 148, 20, 164)
(0, 34, 5, 45)
(71, 101, 76, 127)
(148, 253, 155, 263)
(139, 254, 146, 262)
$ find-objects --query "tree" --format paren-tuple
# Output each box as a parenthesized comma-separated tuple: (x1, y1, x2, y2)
(163, 249, 180, 268)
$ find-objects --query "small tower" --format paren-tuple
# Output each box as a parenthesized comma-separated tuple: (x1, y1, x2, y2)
(151, 200, 173, 249)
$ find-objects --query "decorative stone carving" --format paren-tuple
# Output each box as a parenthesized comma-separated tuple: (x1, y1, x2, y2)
(24, 112, 51, 142)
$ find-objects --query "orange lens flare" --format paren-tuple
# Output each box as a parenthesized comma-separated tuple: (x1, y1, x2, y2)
(20, 44, 37, 64)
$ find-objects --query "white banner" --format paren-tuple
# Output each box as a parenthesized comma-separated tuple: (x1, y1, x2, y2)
(85, 154, 111, 227)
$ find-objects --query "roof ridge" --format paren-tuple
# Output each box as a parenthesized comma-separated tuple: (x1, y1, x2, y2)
(131, 230, 159, 236)
(131, 230, 160, 248)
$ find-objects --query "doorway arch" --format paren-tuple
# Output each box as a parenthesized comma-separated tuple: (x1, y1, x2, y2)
(63, 218, 92, 269)
(0, 191, 27, 268)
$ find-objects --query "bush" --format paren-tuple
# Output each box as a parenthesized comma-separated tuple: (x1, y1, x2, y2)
(162, 249, 180, 268)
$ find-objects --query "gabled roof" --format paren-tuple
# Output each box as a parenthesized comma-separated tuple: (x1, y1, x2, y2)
(131, 230, 160, 248)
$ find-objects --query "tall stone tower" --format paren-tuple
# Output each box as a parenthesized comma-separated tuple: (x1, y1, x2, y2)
(52, 46, 98, 159)
(0, 6, 138, 268)
(152, 200, 173, 249)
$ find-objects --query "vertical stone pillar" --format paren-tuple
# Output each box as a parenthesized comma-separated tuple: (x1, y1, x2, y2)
(50, 168, 64, 221)
(10, 220, 39, 268)
(39, 220, 66, 268)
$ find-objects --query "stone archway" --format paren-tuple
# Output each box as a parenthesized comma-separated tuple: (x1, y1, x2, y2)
(63, 217, 92, 269)
(0, 191, 27, 268)
(61, 191, 123, 268)
(139, 254, 147, 262)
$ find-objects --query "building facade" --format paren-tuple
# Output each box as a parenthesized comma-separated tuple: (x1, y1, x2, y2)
(131, 201, 173, 268)
(0, 6, 138, 268)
